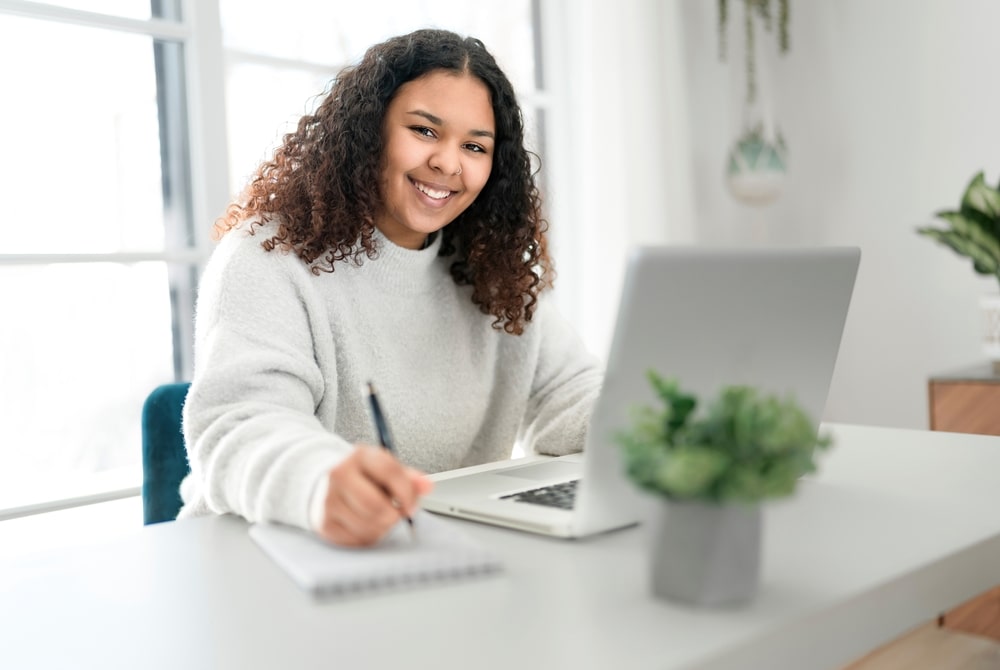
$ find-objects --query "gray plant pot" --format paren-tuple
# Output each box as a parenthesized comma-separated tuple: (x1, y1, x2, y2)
(649, 500, 762, 607)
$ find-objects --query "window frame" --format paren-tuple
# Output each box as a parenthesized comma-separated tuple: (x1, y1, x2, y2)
(0, 0, 228, 518)
(0, 0, 230, 380)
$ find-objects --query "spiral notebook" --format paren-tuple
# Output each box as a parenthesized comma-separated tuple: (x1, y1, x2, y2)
(249, 511, 503, 598)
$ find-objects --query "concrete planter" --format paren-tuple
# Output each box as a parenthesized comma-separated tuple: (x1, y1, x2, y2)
(650, 500, 762, 607)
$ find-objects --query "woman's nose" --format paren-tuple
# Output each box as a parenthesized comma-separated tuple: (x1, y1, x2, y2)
(429, 145, 462, 176)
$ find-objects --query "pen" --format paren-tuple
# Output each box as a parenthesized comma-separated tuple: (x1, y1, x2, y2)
(365, 381, 416, 535)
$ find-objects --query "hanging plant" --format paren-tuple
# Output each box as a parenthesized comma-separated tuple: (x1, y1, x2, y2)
(718, 0, 789, 106)
(719, 0, 791, 206)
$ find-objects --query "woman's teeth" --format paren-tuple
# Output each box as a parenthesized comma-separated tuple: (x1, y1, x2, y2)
(414, 181, 451, 200)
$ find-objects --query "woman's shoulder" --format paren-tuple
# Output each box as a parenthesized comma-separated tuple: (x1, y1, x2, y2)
(197, 218, 330, 322)
(209, 218, 307, 276)
(213, 217, 278, 253)
(195, 219, 326, 314)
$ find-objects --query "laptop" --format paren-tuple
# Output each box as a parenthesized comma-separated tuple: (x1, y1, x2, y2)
(420, 246, 861, 538)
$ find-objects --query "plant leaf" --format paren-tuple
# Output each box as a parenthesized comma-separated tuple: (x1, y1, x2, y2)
(646, 370, 697, 437)
(917, 227, 1000, 275)
(653, 446, 729, 499)
(933, 210, 1000, 262)
(961, 172, 1000, 220)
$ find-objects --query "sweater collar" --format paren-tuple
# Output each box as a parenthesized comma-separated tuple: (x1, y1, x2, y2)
(362, 227, 446, 294)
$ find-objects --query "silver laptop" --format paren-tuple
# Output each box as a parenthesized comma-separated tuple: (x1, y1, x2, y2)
(421, 246, 861, 538)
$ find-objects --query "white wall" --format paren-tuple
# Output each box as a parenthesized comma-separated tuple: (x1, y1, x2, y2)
(675, 0, 1000, 429)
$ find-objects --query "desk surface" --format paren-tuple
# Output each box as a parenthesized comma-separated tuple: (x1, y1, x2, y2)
(2, 424, 1000, 670)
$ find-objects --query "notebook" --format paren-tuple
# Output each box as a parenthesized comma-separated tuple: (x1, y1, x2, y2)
(420, 245, 861, 538)
(249, 510, 503, 598)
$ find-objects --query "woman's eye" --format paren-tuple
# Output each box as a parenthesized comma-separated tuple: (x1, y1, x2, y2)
(411, 126, 435, 138)
(464, 143, 486, 154)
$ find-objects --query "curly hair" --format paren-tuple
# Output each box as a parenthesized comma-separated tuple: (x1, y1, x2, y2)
(215, 29, 552, 335)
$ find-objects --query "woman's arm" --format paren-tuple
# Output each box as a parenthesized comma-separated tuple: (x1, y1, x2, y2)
(182, 231, 352, 531)
(520, 297, 604, 456)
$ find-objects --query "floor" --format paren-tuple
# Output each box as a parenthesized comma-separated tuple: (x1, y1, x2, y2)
(2, 498, 998, 668)
(847, 623, 1000, 670)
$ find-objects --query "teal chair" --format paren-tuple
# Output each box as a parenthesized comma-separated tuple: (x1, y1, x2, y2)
(141, 382, 192, 524)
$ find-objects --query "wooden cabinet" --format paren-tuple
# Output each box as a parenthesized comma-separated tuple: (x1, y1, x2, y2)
(928, 364, 1000, 641)
(928, 363, 1000, 435)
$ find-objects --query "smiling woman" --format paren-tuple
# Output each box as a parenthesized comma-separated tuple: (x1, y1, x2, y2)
(180, 29, 602, 549)
(212, 29, 549, 338)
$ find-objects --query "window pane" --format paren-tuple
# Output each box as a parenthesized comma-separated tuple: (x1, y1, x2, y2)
(21, 0, 178, 20)
(0, 262, 177, 510)
(219, 0, 536, 94)
(0, 15, 166, 253)
(225, 63, 333, 195)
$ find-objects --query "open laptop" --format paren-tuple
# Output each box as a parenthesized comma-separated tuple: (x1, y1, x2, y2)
(421, 246, 861, 538)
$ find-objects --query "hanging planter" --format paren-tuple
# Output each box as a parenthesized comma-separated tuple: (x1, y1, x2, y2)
(719, 0, 790, 206)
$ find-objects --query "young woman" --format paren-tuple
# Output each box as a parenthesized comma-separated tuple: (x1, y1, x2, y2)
(178, 29, 602, 547)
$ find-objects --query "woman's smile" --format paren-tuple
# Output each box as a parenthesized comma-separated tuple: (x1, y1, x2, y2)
(409, 176, 456, 203)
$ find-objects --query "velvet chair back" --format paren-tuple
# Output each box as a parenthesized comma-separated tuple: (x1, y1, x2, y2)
(141, 382, 192, 524)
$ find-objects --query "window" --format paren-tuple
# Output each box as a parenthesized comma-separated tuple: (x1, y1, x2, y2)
(218, 0, 545, 201)
(0, 0, 204, 516)
(0, 0, 547, 517)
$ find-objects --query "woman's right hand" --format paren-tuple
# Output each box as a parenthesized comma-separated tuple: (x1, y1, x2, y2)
(315, 445, 434, 547)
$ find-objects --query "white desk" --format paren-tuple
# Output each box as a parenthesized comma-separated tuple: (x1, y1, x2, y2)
(2, 424, 999, 670)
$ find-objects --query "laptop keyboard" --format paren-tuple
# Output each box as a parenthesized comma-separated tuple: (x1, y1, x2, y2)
(499, 479, 579, 510)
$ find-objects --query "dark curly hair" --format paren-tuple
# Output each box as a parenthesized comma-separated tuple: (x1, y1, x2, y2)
(215, 29, 552, 335)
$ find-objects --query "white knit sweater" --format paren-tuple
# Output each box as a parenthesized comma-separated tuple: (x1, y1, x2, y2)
(177, 223, 603, 532)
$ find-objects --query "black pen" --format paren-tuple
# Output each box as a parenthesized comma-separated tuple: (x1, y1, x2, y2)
(365, 381, 416, 536)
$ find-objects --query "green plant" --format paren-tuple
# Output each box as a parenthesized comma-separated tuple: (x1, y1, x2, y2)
(616, 371, 831, 504)
(916, 171, 1000, 290)
(718, 0, 790, 105)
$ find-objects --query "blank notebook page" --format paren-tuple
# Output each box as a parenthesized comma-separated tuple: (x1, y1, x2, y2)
(249, 511, 503, 598)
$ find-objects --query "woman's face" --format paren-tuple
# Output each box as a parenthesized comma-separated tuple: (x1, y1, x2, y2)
(375, 70, 495, 250)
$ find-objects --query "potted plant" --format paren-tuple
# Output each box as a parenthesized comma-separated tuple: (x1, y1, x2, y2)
(916, 171, 1000, 368)
(617, 371, 831, 607)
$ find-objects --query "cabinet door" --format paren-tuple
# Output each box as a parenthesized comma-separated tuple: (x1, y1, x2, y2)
(928, 382, 1000, 436)
(927, 380, 1000, 643)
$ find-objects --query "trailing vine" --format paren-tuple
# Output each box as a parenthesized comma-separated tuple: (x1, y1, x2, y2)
(718, 0, 789, 105)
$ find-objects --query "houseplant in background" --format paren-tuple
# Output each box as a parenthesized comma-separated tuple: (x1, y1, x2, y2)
(617, 371, 831, 607)
(718, 0, 790, 205)
(916, 171, 1000, 370)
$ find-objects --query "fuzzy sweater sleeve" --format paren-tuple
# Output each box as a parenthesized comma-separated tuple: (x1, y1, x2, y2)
(520, 296, 604, 456)
(180, 231, 351, 531)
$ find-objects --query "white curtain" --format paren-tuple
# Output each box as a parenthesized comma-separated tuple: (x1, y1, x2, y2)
(541, 0, 694, 359)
